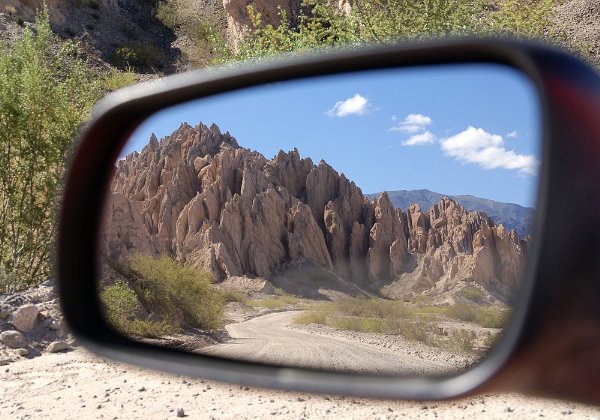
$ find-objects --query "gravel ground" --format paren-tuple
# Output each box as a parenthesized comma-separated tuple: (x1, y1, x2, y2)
(554, 0, 600, 69)
(2, 347, 600, 419)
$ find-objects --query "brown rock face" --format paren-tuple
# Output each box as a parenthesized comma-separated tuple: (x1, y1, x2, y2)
(383, 197, 527, 303)
(105, 122, 527, 302)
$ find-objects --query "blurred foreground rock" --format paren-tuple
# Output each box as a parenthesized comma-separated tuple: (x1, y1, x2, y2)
(0, 280, 74, 365)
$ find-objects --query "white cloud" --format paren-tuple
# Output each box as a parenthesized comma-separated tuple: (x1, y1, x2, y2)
(402, 131, 436, 146)
(326, 94, 370, 117)
(506, 130, 519, 139)
(405, 114, 432, 126)
(440, 127, 539, 175)
(389, 113, 432, 133)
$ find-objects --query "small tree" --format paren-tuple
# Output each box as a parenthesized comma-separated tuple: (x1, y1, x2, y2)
(0, 9, 102, 291)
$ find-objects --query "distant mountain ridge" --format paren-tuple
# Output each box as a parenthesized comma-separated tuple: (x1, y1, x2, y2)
(366, 189, 534, 237)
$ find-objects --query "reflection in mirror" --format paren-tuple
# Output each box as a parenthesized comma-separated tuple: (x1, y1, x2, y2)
(100, 64, 540, 376)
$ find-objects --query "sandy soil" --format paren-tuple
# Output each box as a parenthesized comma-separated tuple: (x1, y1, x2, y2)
(2, 347, 600, 419)
(3, 286, 600, 418)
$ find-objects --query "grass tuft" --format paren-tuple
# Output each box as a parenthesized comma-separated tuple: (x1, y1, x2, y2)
(220, 289, 249, 305)
(102, 67, 137, 92)
(248, 295, 300, 309)
(461, 285, 484, 302)
(293, 297, 510, 354)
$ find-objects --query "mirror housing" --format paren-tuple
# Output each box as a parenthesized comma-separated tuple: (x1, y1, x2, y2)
(57, 39, 600, 403)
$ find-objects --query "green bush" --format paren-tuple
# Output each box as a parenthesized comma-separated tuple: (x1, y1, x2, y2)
(477, 307, 510, 328)
(111, 43, 168, 72)
(248, 294, 300, 309)
(461, 285, 484, 302)
(293, 305, 334, 325)
(100, 281, 175, 338)
(102, 67, 137, 91)
(129, 254, 224, 330)
(397, 318, 437, 345)
(443, 304, 479, 323)
(220, 289, 249, 305)
(0, 9, 102, 292)
(331, 316, 385, 333)
(338, 298, 412, 319)
(101, 281, 139, 322)
(443, 304, 510, 328)
(446, 329, 475, 353)
(294, 298, 428, 337)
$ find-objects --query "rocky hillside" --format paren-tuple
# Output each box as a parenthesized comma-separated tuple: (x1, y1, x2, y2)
(104, 122, 527, 304)
(0, 0, 305, 71)
(0, 0, 179, 72)
(3, 0, 598, 73)
(366, 189, 534, 237)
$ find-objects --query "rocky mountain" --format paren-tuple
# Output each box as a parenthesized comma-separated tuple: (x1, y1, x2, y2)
(366, 190, 534, 237)
(104, 122, 527, 304)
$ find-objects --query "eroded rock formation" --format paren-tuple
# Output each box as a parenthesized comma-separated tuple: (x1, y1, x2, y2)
(104, 122, 527, 302)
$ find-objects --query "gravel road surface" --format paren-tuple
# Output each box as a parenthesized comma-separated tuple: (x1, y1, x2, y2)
(202, 311, 471, 375)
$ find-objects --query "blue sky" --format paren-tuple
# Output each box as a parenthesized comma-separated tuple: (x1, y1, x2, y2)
(125, 64, 541, 208)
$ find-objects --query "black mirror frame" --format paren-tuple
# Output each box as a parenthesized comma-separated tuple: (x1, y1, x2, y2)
(57, 39, 600, 403)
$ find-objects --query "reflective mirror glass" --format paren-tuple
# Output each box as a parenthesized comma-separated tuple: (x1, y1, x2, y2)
(100, 64, 540, 376)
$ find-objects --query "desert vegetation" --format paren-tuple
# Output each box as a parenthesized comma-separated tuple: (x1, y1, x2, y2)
(293, 297, 509, 353)
(0, 9, 145, 294)
(216, 0, 567, 63)
(0, 10, 103, 293)
(100, 255, 224, 338)
(100, 253, 313, 338)
(101, 280, 176, 338)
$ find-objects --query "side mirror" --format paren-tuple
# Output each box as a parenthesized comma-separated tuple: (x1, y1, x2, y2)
(57, 40, 600, 403)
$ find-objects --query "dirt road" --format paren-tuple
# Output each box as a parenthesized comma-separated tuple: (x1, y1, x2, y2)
(202, 311, 466, 375)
